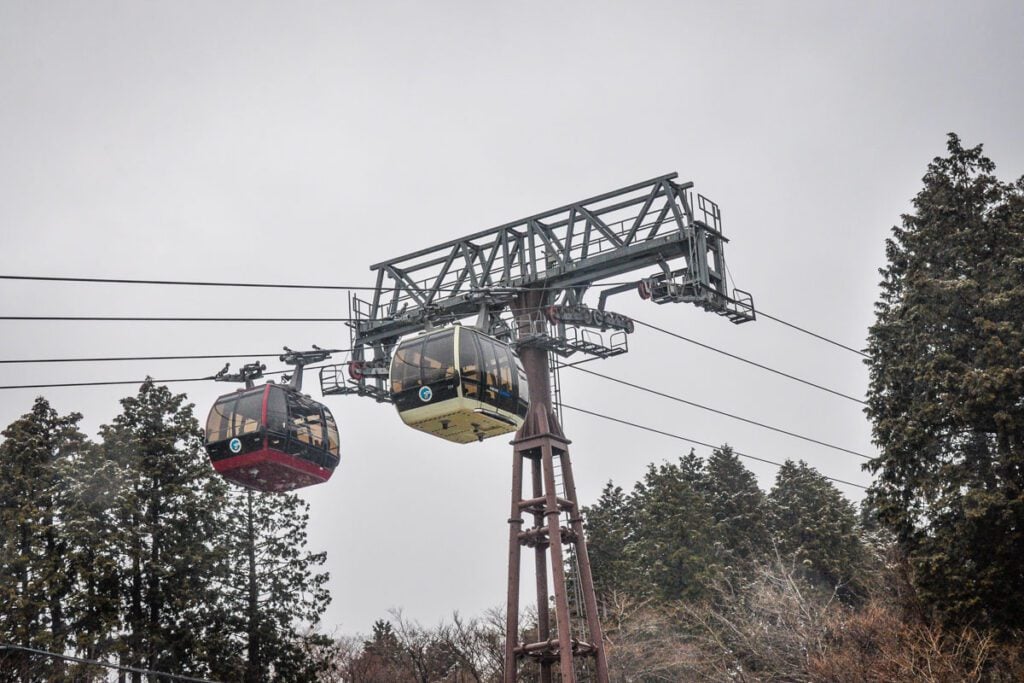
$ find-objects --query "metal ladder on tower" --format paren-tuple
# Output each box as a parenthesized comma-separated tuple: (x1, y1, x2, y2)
(549, 355, 589, 659)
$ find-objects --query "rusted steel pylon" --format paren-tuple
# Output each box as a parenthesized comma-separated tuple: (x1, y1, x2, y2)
(504, 292, 609, 683)
(322, 174, 755, 680)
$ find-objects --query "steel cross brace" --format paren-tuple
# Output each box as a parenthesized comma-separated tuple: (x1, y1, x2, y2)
(352, 173, 713, 347)
(504, 292, 609, 683)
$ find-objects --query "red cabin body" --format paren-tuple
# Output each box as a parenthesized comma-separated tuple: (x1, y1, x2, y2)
(205, 384, 340, 492)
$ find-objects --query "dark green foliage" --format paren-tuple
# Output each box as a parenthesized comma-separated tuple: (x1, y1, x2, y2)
(579, 450, 886, 678)
(584, 446, 871, 611)
(61, 441, 125, 673)
(866, 134, 1024, 631)
(583, 482, 636, 600)
(705, 445, 769, 570)
(96, 380, 229, 680)
(0, 398, 86, 680)
(209, 487, 332, 682)
(767, 460, 866, 600)
(628, 451, 715, 601)
(349, 619, 413, 681)
(366, 619, 402, 661)
(0, 383, 335, 680)
(585, 446, 778, 604)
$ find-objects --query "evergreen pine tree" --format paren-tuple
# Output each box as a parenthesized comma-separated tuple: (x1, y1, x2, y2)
(767, 460, 865, 600)
(585, 447, 771, 603)
(351, 619, 410, 681)
(97, 380, 228, 680)
(0, 397, 86, 679)
(866, 134, 1024, 630)
(61, 439, 124, 676)
(704, 445, 769, 572)
(582, 482, 638, 602)
(209, 486, 332, 682)
(1, 383, 336, 680)
(630, 451, 714, 601)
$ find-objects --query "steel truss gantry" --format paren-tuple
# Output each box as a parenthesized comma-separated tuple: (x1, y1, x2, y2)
(321, 173, 755, 682)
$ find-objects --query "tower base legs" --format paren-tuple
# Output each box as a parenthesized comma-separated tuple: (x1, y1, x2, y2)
(504, 430, 609, 682)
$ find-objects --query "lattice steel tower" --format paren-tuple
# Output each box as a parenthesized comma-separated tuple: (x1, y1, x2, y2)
(321, 173, 754, 682)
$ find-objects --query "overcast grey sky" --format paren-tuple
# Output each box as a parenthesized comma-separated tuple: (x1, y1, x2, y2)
(2, 1, 1022, 636)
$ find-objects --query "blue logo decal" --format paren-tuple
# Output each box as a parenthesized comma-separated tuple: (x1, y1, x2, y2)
(229, 438, 242, 454)
(419, 386, 433, 402)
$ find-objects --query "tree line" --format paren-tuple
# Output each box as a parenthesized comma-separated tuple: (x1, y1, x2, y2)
(316, 448, 1010, 681)
(0, 381, 332, 682)
(320, 446, 1022, 682)
(316, 451, 887, 682)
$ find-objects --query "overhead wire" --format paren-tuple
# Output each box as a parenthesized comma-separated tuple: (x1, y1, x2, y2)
(565, 364, 872, 460)
(0, 316, 356, 322)
(0, 313, 870, 456)
(722, 256, 868, 359)
(756, 309, 870, 358)
(1, 273, 870, 358)
(552, 355, 604, 370)
(0, 274, 374, 290)
(0, 337, 871, 487)
(632, 318, 866, 405)
(1, 274, 873, 458)
(0, 364, 334, 391)
(0, 274, 628, 292)
(0, 351, 349, 365)
(559, 403, 868, 490)
(0, 368, 871, 490)
(0, 372, 872, 489)
(1, 244, 873, 492)
(0, 644, 216, 683)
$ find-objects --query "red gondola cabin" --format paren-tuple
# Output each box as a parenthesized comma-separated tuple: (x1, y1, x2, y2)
(204, 383, 340, 492)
